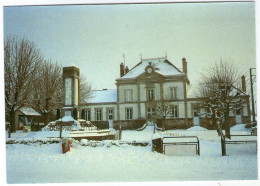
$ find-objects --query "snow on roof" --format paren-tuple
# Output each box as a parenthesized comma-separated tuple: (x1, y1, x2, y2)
(119, 57, 183, 79)
(86, 89, 117, 103)
(19, 107, 41, 116)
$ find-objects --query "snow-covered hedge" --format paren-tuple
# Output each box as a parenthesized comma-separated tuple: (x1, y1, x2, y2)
(6, 138, 150, 147)
(6, 138, 62, 144)
(78, 139, 149, 147)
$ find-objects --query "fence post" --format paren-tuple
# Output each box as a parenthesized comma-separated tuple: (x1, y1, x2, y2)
(59, 125, 63, 138)
(119, 125, 122, 140)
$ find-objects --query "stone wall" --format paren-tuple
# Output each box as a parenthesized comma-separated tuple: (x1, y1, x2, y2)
(91, 121, 109, 129)
(156, 118, 192, 130)
(113, 120, 146, 130)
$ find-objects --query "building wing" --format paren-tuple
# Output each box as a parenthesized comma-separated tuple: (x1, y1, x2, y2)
(85, 89, 117, 104)
(19, 107, 41, 116)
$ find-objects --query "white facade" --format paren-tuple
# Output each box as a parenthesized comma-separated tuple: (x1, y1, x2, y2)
(81, 57, 250, 128)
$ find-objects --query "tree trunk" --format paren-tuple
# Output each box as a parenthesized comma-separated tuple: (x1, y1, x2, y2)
(43, 113, 48, 125)
(45, 97, 50, 124)
(162, 117, 166, 131)
(221, 134, 226, 156)
(45, 112, 50, 125)
(224, 109, 231, 139)
(9, 109, 16, 133)
(212, 112, 217, 128)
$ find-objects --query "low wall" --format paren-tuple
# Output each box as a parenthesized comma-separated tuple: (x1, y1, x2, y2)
(113, 120, 146, 130)
(91, 121, 109, 129)
(156, 119, 193, 130)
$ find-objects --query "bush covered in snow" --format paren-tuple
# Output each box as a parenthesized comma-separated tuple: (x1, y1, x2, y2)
(6, 138, 62, 144)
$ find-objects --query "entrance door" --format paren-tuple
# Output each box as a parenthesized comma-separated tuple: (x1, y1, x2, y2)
(108, 109, 113, 128)
(147, 108, 155, 125)
(193, 107, 200, 126)
(235, 109, 242, 124)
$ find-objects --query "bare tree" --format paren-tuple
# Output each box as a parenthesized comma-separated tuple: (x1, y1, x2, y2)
(155, 102, 171, 131)
(79, 74, 92, 104)
(78, 74, 92, 116)
(4, 36, 42, 135)
(31, 60, 63, 124)
(197, 60, 245, 140)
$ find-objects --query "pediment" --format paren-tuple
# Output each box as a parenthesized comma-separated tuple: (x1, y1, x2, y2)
(136, 71, 165, 82)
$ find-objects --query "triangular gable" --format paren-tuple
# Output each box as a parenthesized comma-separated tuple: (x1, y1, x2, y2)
(136, 71, 165, 82)
(119, 57, 183, 79)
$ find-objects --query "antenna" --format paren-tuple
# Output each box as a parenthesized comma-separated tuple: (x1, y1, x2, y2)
(165, 51, 167, 59)
(140, 53, 142, 61)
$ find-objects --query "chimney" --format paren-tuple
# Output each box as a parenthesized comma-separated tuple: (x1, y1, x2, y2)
(125, 66, 129, 74)
(120, 62, 125, 77)
(241, 75, 246, 92)
(182, 57, 187, 74)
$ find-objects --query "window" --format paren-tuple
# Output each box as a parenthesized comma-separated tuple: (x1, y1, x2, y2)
(171, 106, 178, 118)
(108, 109, 113, 120)
(86, 110, 91, 121)
(125, 90, 132, 102)
(236, 109, 241, 115)
(126, 108, 133, 120)
(96, 109, 102, 121)
(147, 108, 155, 117)
(170, 87, 177, 99)
(147, 89, 154, 100)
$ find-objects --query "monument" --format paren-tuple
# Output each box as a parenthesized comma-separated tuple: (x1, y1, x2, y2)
(62, 66, 80, 119)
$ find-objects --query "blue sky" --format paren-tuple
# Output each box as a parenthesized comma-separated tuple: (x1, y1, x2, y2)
(4, 2, 256, 90)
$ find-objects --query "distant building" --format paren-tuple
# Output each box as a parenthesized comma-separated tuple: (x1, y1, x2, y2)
(15, 107, 41, 130)
(73, 57, 251, 130)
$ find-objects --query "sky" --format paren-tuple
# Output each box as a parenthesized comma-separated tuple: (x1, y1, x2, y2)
(3, 1, 256, 90)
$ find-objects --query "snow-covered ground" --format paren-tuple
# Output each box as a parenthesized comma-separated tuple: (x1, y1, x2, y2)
(5, 124, 258, 183)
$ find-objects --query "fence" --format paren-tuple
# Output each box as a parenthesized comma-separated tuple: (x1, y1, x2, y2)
(161, 136, 200, 156)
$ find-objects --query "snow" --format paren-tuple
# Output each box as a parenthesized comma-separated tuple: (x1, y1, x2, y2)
(187, 126, 208, 131)
(61, 115, 75, 122)
(5, 124, 258, 183)
(19, 107, 41, 116)
(86, 89, 117, 103)
(120, 57, 183, 79)
(25, 131, 70, 138)
(230, 124, 251, 131)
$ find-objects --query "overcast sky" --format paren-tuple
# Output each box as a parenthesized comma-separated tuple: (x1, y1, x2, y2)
(3, 1, 256, 90)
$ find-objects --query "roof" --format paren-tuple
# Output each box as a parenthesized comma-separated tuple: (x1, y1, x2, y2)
(85, 89, 117, 104)
(119, 57, 183, 79)
(19, 107, 41, 116)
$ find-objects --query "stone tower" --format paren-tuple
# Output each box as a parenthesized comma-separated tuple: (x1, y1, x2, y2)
(62, 66, 80, 118)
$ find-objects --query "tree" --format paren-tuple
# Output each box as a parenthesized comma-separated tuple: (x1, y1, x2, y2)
(5, 36, 42, 135)
(73, 108, 78, 120)
(78, 74, 92, 117)
(81, 109, 85, 119)
(31, 60, 63, 124)
(79, 74, 92, 104)
(197, 60, 245, 140)
(56, 109, 61, 120)
(155, 102, 171, 131)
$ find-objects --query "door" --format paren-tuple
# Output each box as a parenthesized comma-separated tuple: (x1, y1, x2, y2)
(193, 107, 200, 126)
(147, 108, 155, 124)
(108, 109, 113, 128)
(235, 109, 242, 124)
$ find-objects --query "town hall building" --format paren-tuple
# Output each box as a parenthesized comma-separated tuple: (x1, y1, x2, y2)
(78, 57, 251, 130)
